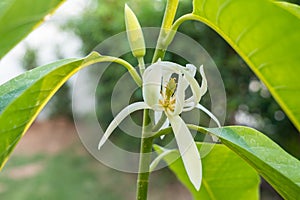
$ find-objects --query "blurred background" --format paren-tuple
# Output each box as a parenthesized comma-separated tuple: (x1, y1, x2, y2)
(0, 0, 299, 199)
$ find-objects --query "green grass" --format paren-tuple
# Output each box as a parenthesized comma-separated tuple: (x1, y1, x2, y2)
(0, 136, 191, 200)
(0, 142, 282, 199)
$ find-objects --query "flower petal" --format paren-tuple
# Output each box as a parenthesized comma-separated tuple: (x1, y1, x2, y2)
(196, 103, 221, 142)
(149, 146, 177, 172)
(183, 64, 197, 105)
(184, 65, 207, 108)
(186, 64, 197, 77)
(98, 102, 150, 149)
(199, 65, 208, 97)
(154, 111, 169, 129)
(173, 73, 185, 115)
(161, 67, 173, 95)
(159, 61, 183, 73)
(168, 115, 202, 190)
(143, 62, 162, 108)
(196, 104, 221, 128)
(181, 64, 196, 90)
(182, 101, 195, 112)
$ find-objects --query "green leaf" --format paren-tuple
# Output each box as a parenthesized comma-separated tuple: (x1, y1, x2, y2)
(192, 0, 300, 131)
(0, 0, 65, 58)
(0, 52, 100, 169)
(190, 125, 300, 199)
(154, 143, 260, 200)
(275, 1, 300, 19)
(0, 51, 141, 170)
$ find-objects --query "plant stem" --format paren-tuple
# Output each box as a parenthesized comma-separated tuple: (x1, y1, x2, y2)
(90, 53, 142, 86)
(136, 1, 180, 199)
(136, 109, 154, 200)
(137, 56, 145, 75)
(152, 0, 179, 63)
(152, 112, 167, 132)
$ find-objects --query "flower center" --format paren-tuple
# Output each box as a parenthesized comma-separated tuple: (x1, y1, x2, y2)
(159, 78, 176, 112)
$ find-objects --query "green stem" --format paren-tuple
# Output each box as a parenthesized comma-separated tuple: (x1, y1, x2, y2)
(136, 109, 154, 200)
(89, 53, 142, 86)
(136, 1, 183, 198)
(151, 126, 172, 138)
(137, 56, 145, 75)
(164, 14, 197, 48)
(152, 0, 179, 63)
(152, 112, 167, 132)
(150, 124, 208, 139)
(152, 13, 200, 63)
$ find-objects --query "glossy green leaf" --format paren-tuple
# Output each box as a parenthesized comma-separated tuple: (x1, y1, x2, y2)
(0, 57, 88, 170)
(154, 143, 260, 200)
(0, 52, 99, 169)
(275, 1, 300, 18)
(192, 0, 300, 131)
(0, 0, 65, 58)
(0, 51, 141, 170)
(190, 125, 300, 199)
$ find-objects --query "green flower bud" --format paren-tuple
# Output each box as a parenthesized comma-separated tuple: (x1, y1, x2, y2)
(124, 4, 145, 58)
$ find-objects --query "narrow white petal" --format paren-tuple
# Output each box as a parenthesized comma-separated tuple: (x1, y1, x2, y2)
(154, 111, 169, 129)
(196, 104, 221, 142)
(173, 73, 185, 116)
(182, 101, 195, 112)
(199, 65, 208, 98)
(98, 102, 150, 149)
(196, 104, 221, 127)
(186, 64, 197, 77)
(159, 61, 183, 73)
(149, 148, 177, 172)
(182, 64, 197, 90)
(143, 63, 162, 107)
(181, 65, 208, 110)
(183, 69, 202, 106)
(162, 69, 173, 95)
(168, 115, 202, 190)
(154, 111, 162, 124)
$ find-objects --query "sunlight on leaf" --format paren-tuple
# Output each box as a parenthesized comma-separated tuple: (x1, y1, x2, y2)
(275, 1, 300, 19)
(190, 125, 300, 199)
(154, 143, 259, 200)
(0, 51, 135, 170)
(192, 0, 300, 131)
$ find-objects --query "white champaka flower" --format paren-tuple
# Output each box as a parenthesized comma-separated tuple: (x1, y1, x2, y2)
(98, 60, 221, 191)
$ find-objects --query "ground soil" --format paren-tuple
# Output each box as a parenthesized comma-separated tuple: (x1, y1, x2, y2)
(13, 117, 77, 155)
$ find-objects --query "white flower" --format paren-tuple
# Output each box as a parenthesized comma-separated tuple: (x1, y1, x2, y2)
(98, 60, 220, 191)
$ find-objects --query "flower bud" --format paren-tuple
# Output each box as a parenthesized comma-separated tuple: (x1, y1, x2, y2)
(124, 4, 145, 58)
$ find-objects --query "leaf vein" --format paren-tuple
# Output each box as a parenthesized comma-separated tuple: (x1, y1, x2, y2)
(215, 0, 231, 27)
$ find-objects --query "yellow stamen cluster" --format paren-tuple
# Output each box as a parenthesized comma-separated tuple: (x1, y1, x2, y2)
(159, 78, 177, 112)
